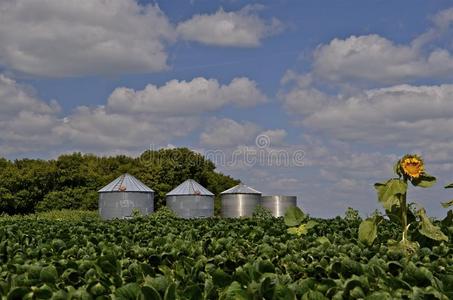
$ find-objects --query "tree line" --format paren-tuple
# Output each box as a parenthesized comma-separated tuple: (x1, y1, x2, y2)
(0, 148, 239, 215)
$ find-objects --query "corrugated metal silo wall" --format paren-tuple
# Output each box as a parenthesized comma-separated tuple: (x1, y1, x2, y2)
(221, 194, 261, 218)
(260, 196, 297, 217)
(99, 192, 154, 220)
(166, 195, 214, 219)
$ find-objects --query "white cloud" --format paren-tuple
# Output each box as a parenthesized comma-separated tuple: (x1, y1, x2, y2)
(0, 0, 175, 77)
(199, 117, 287, 148)
(279, 71, 334, 116)
(0, 75, 60, 118)
(303, 84, 453, 148)
(432, 7, 453, 30)
(282, 86, 332, 116)
(0, 73, 267, 156)
(177, 5, 282, 47)
(0, 75, 61, 154)
(259, 129, 287, 145)
(310, 7, 453, 86)
(313, 35, 453, 85)
(55, 106, 199, 151)
(200, 118, 260, 147)
(107, 77, 266, 115)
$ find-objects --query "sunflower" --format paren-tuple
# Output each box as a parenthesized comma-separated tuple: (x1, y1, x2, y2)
(400, 155, 424, 179)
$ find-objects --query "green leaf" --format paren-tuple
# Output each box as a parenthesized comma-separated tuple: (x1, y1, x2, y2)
(115, 283, 140, 300)
(61, 269, 81, 285)
(182, 285, 201, 299)
(417, 208, 448, 242)
(444, 183, 453, 189)
(219, 281, 248, 300)
(34, 284, 53, 299)
(411, 174, 436, 188)
(39, 265, 58, 284)
(388, 239, 419, 256)
(51, 290, 68, 300)
(273, 284, 296, 300)
(96, 255, 119, 275)
(212, 269, 232, 288)
(374, 179, 407, 210)
(316, 236, 331, 245)
(89, 282, 107, 296)
(393, 159, 401, 177)
(441, 200, 453, 208)
(305, 220, 317, 229)
(144, 275, 169, 292)
(365, 291, 392, 300)
(259, 276, 274, 299)
(358, 216, 382, 246)
(257, 260, 275, 274)
(139, 286, 162, 300)
(402, 262, 434, 287)
(287, 221, 317, 236)
(284, 206, 306, 227)
(163, 283, 176, 300)
(7, 287, 30, 300)
(302, 290, 328, 300)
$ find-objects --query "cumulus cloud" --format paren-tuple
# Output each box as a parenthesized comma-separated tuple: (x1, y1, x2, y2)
(107, 77, 266, 115)
(0, 75, 60, 118)
(0, 74, 200, 155)
(313, 35, 453, 85)
(282, 86, 332, 116)
(280, 7, 453, 155)
(259, 129, 287, 145)
(200, 118, 260, 147)
(279, 71, 333, 116)
(1, 73, 268, 156)
(55, 106, 199, 151)
(0, 74, 267, 156)
(0, 75, 61, 154)
(303, 84, 453, 147)
(307, 7, 453, 86)
(0, 0, 175, 77)
(199, 117, 287, 148)
(177, 5, 282, 47)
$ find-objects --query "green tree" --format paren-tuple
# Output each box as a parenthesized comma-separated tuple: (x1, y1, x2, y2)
(0, 148, 239, 215)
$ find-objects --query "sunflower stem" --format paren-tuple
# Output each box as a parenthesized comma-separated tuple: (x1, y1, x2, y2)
(401, 179, 408, 242)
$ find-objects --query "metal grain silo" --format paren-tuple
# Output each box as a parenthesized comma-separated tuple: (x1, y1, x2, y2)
(98, 173, 154, 220)
(221, 183, 261, 218)
(166, 179, 214, 218)
(260, 195, 297, 217)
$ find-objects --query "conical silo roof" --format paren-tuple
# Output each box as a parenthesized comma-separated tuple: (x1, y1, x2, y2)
(98, 173, 154, 193)
(221, 183, 261, 195)
(166, 179, 214, 196)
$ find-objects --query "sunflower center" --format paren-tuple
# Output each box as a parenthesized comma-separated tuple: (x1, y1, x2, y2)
(402, 160, 423, 178)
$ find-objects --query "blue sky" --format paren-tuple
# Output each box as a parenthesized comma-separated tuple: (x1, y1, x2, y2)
(1, 0, 453, 218)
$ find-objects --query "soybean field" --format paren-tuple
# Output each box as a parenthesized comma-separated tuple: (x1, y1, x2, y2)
(0, 211, 452, 299)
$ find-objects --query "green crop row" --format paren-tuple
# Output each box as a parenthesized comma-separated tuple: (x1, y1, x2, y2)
(0, 212, 452, 299)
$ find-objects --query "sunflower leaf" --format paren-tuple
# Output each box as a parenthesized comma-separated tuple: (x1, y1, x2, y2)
(374, 179, 407, 211)
(411, 174, 436, 188)
(441, 200, 453, 208)
(284, 206, 306, 227)
(441, 210, 453, 227)
(393, 160, 402, 178)
(358, 216, 382, 246)
(444, 183, 453, 189)
(388, 239, 419, 256)
(417, 208, 448, 242)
